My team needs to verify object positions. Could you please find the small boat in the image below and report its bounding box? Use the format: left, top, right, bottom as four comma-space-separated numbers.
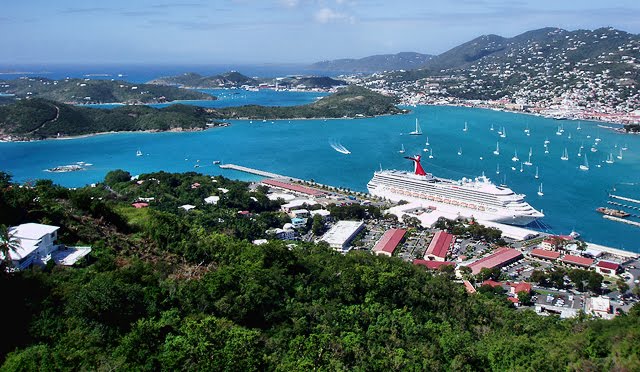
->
555, 125, 563, 136
520, 163, 524, 172
399, 144, 405, 154
490, 123, 495, 131
605, 153, 614, 164
580, 154, 589, 171
580, 141, 584, 149
496, 163, 500, 175
570, 229, 581, 238
524, 148, 533, 166
534, 166, 539, 179
409, 118, 422, 135
617, 149, 623, 160
622, 143, 628, 151
561, 148, 569, 161
578, 147, 582, 157
568, 132, 572, 139
596, 207, 630, 218
213, 160, 221, 164
590, 146, 598, 153
493, 142, 500, 155
429, 148, 434, 159
544, 145, 549, 154
136, 149, 143, 156
512, 149, 519, 162
463, 121, 468, 132
537, 183, 544, 196
524, 124, 530, 134
577, 121, 582, 130
426, 137, 430, 146
500, 127, 506, 138
457, 147, 462, 156
544, 137, 550, 145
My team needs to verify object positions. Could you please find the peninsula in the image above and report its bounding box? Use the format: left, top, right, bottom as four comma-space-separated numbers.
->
0, 77, 215, 105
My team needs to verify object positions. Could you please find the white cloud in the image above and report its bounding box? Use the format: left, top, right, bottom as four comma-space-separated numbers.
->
314, 7, 354, 23
279, 0, 299, 7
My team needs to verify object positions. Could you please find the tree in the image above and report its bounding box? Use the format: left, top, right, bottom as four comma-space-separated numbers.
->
517, 291, 532, 306
311, 214, 325, 236
616, 279, 629, 294
529, 270, 548, 286
104, 169, 132, 186
586, 271, 603, 294
0, 224, 20, 269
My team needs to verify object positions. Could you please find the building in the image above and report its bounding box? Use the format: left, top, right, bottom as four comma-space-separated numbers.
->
262, 179, 325, 198
290, 217, 307, 229
204, 196, 220, 205
319, 221, 364, 251
530, 248, 561, 261
467, 247, 523, 275
510, 282, 532, 297
281, 199, 318, 213
179, 204, 196, 211
413, 260, 456, 270
290, 209, 310, 218
586, 296, 614, 319
131, 202, 149, 208
310, 209, 331, 220
424, 230, 455, 261
372, 228, 406, 257
3, 223, 60, 270
463, 280, 477, 294
561, 254, 594, 268
266, 227, 296, 241
595, 260, 621, 276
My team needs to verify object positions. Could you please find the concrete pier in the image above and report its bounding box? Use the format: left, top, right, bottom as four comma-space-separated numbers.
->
219, 164, 297, 180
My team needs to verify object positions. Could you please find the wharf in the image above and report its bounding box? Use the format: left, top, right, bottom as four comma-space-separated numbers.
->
603, 215, 640, 228
219, 164, 297, 180
609, 194, 640, 205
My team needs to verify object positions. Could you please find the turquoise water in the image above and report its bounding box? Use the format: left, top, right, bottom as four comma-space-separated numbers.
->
2, 93, 640, 251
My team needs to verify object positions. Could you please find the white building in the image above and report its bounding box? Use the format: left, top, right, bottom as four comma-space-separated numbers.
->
586, 296, 614, 319
3, 223, 60, 270
204, 196, 220, 205
319, 220, 364, 251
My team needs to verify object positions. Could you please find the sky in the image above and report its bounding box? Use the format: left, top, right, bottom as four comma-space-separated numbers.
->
1, 0, 639, 65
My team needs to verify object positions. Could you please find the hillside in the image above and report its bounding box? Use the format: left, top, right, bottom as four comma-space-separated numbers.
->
0, 99, 221, 140
148, 71, 259, 88
216, 85, 403, 119
1, 171, 639, 370
310, 52, 434, 73
0, 77, 214, 104
274, 75, 346, 89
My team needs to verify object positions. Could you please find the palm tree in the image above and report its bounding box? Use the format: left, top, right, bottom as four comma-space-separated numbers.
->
0, 224, 21, 269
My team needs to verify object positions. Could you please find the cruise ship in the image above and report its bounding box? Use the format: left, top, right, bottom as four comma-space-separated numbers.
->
367, 155, 544, 226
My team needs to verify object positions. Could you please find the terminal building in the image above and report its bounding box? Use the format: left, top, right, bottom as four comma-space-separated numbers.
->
319, 221, 364, 251
423, 230, 455, 262
467, 247, 523, 275
372, 229, 406, 257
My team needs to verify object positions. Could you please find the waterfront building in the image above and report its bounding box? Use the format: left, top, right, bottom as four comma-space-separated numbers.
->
319, 221, 364, 251
372, 228, 406, 257
467, 247, 523, 275
424, 230, 455, 261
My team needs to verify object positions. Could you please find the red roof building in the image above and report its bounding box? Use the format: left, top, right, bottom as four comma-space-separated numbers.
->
595, 260, 621, 276
424, 230, 455, 262
262, 179, 325, 197
481, 279, 503, 288
467, 247, 523, 275
562, 254, 594, 268
373, 229, 406, 257
463, 280, 477, 294
413, 260, 455, 270
530, 248, 561, 261
511, 282, 532, 295
131, 202, 149, 209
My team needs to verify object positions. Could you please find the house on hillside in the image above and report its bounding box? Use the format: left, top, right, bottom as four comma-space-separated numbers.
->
2, 223, 60, 270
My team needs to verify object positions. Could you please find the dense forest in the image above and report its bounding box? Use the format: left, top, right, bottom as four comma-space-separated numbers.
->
0, 170, 639, 371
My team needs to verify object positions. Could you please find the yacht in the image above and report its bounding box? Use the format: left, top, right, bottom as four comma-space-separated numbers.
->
490, 123, 495, 131
523, 148, 533, 166
534, 166, 539, 179
555, 125, 563, 136
367, 155, 544, 226
578, 147, 582, 157
622, 144, 628, 151
136, 149, 143, 157
577, 121, 582, 130
560, 148, 569, 161
457, 147, 462, 156
493, 142, 500, 156
606, 153, 614, 164
590, 146, 598, 153
500, 127, 507, 138
409, 118, 422, 135
617, 149, 623, 160
399, 144, 405, 154
580, 154, 589, 171
463, 121, 468, 132
496, 163, 500, 175
429, 148, 434, 159
520, 163, 524, 173
537, 183, 544, 196
512, 149, 519, 162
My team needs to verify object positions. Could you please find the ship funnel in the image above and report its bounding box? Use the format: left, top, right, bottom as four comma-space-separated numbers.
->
404, 155, 427, 176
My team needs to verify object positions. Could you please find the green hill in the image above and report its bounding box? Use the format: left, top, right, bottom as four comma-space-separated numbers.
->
216, 85, 402, 119
148, 71, 259, 88
310, 52, 434, 73
0, 77, 214, 104
0, 99, 219, 140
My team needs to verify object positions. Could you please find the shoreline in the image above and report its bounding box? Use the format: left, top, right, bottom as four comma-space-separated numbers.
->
0, 126, 217, 143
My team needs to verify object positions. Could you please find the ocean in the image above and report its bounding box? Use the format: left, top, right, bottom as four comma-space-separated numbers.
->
1, 87, 640, 252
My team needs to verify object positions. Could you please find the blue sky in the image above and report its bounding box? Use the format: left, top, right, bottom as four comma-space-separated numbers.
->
1, 0, 639, 64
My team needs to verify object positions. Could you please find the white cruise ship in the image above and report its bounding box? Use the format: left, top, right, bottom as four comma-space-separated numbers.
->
367, 155, 544, 226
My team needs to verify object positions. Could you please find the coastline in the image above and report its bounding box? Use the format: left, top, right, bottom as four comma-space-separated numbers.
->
0, 126, 217, 143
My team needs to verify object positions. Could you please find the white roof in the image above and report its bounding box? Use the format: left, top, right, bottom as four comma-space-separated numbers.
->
320, 220, 364, 248
217, 187, 229, 194
589, 296, 610, 313
204, 196, 220, 204
282, 199, 317, 209
291, 209, 309, 214
9, 223, 59, 240
179, 204, 196, 211
311, 209, 331, 216
268, 193, 296, 202
2, 239, 40, 261
252, 239, 268, 245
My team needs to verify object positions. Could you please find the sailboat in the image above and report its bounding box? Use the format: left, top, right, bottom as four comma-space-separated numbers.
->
399, 144, 405, 154
496, 163, 500, 175
429, 148, 434, 159
580, 141, 584, 149
520, 163, 524, 172
544, 144, 549, 154
425, 137, 430, 146
512, 149, 519, 162
534, 166, 539, 179
617, 148, 623, 160
463, 121, 468, 132
577, 121, 582, 130
560, 148, 569, 161
568, 132, 572, 139
537, 183, 544, 196
409, 118, 422, 135
555, 125, 563, 136
622, 143, 628, 151
493, 142, 500, 155
544, 137, 550, 145
524, 124, 530, 134
524, 148, 533, 166
490, 123, 494, 131
457, 147, 462, 156
136, 149, 143, 157
578, 147, 582, 157
606, 153, 614, 164
580, 154, 589, 171
500, 127, 507, 138
590, 145, 598, 153
595, 130, 601, 143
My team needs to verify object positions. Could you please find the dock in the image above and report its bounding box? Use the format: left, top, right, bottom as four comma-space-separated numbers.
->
603, 214, 640, 228
610, 194, 640, 205
219, 164, 297, 180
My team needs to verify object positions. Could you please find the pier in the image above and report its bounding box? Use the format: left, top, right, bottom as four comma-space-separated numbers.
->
219, 164, 298, 180
610, 194, 640, 205
603, 215, 640, 228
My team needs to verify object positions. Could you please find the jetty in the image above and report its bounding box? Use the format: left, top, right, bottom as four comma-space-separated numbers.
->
603, 214, 640, 228
610, 194, 640, 205
219, 164, 298, 180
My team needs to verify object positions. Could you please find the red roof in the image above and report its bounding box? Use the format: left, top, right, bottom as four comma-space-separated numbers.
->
463, 280, 476, 294
512, 282, 532, 294
507, 297, 520, 303
425, 230, 454, 259
468, 247, 523, 275
481, 279, 503, 287
530, 248, 561, 260
413, 260, 455, 270
262, 179, 325, 197
373, 229, 406, 255
131, 202, 149, 208
562, 254, 594, 267
597, 260, 620, 271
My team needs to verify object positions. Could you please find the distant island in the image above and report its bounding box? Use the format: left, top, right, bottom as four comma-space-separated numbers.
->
309, 52, 434, 73
0, 87, 403, 141
0, 77, 215, 105
148, 71, 347, 90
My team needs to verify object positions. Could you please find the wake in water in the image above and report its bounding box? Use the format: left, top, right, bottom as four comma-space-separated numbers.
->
329, 139, 351, 154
